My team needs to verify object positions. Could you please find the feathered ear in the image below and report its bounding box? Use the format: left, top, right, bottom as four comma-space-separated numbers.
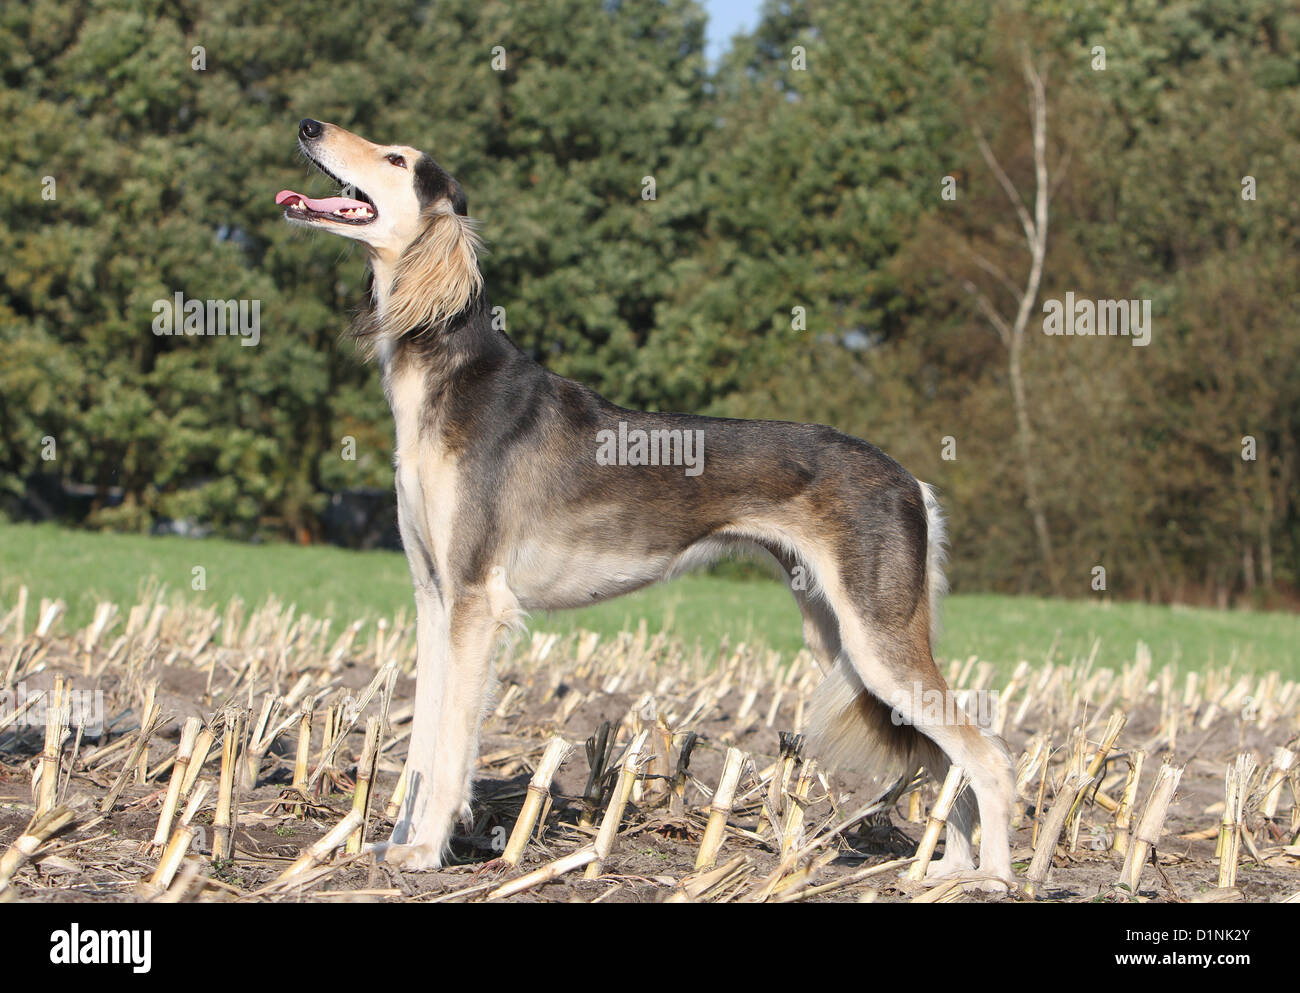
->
382, 201, 483, 335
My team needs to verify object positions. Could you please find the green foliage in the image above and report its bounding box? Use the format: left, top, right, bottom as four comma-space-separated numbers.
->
1, 0, 1296, 603
1, 0, 712, 537
671, 0, 1300, 600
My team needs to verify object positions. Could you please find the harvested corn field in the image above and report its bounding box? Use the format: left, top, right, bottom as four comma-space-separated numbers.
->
1, 587, 1297, 904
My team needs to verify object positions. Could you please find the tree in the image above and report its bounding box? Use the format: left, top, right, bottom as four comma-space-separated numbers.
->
958, 53, 1059, 593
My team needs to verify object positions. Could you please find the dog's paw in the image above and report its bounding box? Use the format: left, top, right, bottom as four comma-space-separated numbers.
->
918, 864, 1016, 897
967, 874, 1015, 895
372, 841, 444, 871
924, 858, 975, 881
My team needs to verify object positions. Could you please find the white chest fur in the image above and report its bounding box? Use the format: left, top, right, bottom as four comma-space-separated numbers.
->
383, 359, 458, 586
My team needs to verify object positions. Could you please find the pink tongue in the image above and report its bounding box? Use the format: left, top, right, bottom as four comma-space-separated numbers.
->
276, 190, 369, 212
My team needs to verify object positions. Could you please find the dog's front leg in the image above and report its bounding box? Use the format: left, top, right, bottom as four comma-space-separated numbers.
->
383, 587, 451, 867
382, 590, 497, 870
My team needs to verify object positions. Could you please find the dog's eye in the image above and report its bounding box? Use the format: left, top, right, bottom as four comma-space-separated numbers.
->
386, 154, 407, 168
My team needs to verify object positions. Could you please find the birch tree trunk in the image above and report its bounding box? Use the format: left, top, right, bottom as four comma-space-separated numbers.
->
964, 53, 1059, 593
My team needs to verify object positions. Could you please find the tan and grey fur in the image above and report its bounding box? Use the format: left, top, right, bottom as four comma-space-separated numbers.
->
282, 120, 1016, 885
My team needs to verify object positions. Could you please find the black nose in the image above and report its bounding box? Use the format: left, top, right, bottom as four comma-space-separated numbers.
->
299, 118, 323, 140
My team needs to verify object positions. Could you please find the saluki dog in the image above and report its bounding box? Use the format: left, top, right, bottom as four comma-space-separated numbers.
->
277, 119, 1016, 887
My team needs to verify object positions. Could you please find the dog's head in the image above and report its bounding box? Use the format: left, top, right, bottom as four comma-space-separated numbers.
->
278, 119, 481, 335
277, 118, 466, 253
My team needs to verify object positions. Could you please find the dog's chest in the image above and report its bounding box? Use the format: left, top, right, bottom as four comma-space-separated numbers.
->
385, 361, 457, 568
384, 362, 427, 468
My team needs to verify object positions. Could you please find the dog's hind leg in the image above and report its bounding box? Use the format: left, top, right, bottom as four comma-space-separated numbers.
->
777, 547, 944, 856
790, 506, 1013, 878
769, 546, 841, 676
832, 608, 1015, 887
796, 597, 841, 675
797, 478, 1014, 888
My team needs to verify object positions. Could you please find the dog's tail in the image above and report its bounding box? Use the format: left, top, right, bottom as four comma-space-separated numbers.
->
919, 480, 949, 647
804, 660, 946, 788
803, 480, 950, 788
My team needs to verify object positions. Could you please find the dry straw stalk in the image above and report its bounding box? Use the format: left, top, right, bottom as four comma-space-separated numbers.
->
586, 729, 649, 878
346, 717, 382, 854
0, 688, 44, 734
503, 736, 572, 866
385, 765, 408, 820
1216, 753, 1256, 889
489, 846, 597, 900
152, 716, 202, 847
275, 809, 364, 883
1025, 761, 1095, 897
1261, 747, 1295, 820
907, 764, 968, 881
292, 709, 313, 813
147, 780, 211, 892
180, 723, 216, 797
695, 746, 746, 871
136, 682, 158, 783
211, 710, 245, 861
99, 700, 165, 814
36, 677, 67, 817
1118, 759, 1183, 895
1064, 710, 1127, 843
1112, 749, 1145, 855
0, 806, 74, 899
778, 758, 816, 860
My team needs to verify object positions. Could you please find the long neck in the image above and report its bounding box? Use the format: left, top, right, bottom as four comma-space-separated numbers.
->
364, 244, 509, 366
368, 271, 524, 458
385, 289, 507, 373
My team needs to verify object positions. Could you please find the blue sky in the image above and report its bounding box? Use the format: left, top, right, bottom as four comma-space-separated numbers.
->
701, 0, 763, 64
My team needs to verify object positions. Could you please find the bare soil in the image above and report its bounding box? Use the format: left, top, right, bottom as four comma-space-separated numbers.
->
1, 600, 1297, 903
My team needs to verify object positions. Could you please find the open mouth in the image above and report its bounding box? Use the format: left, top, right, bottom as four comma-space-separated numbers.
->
276, 154, 377, 225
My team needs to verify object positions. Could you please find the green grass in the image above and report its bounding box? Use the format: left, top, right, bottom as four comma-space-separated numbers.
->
2, 521, 1296, 676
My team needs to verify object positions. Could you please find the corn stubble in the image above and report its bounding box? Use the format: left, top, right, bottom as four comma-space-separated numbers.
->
0, 588, 1297, 903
